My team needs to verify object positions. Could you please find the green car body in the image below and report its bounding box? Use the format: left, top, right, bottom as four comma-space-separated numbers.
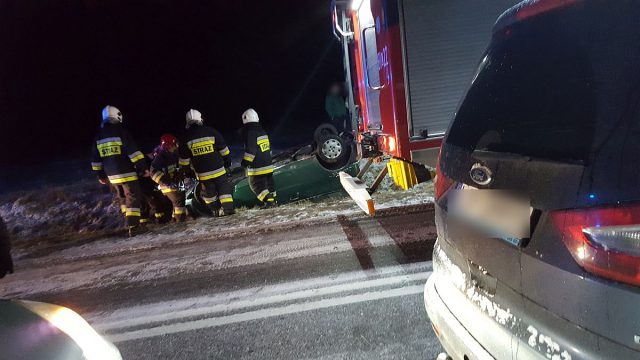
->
233, 156, 359, 208
187, 155, 359, 215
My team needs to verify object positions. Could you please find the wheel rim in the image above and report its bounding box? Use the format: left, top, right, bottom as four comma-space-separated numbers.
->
321, 138, 342, 159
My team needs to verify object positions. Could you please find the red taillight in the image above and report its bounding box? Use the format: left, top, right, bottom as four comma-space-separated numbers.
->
550, 205, 640, 287
434, 147, 453, 200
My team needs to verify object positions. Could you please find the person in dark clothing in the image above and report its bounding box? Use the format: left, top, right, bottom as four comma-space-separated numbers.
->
140, 176, 170, 224
241, 108, 276, 208
151, 134, 187, 222
90, 105, 149, 236
324, 82, 348, 133
179, 109, 235, 216
0, 216, 13, 279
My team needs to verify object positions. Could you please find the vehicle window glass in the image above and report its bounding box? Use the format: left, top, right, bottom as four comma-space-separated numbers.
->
446, 10, 596, 163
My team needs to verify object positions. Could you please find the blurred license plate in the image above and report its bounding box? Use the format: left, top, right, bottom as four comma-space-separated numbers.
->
449, 186, 531, 246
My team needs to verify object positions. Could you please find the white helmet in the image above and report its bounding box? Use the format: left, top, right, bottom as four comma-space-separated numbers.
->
186, 109, 204, 128
101, 105, 123, 125
242, 108, 259, 124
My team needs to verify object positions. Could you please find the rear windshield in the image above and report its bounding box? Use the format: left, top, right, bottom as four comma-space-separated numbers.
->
445, 5, 606, 163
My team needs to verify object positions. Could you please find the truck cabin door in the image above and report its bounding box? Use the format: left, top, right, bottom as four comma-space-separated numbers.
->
357, 0, 383, 132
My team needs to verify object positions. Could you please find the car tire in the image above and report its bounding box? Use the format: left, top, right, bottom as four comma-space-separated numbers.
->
313, 123, 339, 143
316, 134, 348, 166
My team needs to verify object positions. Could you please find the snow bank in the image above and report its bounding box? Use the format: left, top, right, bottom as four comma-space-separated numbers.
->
0, 180, 122, 251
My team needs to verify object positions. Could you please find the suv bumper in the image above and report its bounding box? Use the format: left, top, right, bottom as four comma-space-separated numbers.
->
424, 274, 495, 360
426, 241, 640, 360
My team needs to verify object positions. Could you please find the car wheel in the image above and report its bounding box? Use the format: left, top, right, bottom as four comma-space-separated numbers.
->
317, 134, 347, 165
313, 123, 339, 143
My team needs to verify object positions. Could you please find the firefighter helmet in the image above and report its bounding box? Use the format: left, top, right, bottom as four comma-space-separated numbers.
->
186, 109, 204, 128
242, 108, 259, 124
160, 134, 178, 151
101, 105, 123, 125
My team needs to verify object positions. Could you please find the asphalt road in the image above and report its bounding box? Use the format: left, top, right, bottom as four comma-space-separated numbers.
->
5, 203, 442, 359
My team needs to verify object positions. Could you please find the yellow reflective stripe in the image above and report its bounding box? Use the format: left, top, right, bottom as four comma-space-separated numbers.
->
129, 151, 145, 163
257, 190, 269, 201
151, 171, 164, 183
96, 137, 122, 145
125, 208, 141, 217
161, 188, 176, 194
202, 196, 217, 204
179, 158, 190, 166
219, 147, 230, 156
243, 153, 255, 162
109, 176, 138, 184
197, 168, 226, 180
155, 212, 165, 218
219, 195, 233, 203
97, 141, 123, 148
140, 218, 149, 224
92, 166, 103, 171
187, 136, 215, 147
120, 205, 127, 213
266, 198, 275, 202
91, 162, 103, 170
174, 207, 186, 215
246, 166, 274, 176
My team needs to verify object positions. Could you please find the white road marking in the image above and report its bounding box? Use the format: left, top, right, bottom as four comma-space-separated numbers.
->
107, 284, 426, 343
87, 262, 432, 323
94, 271, 432, 332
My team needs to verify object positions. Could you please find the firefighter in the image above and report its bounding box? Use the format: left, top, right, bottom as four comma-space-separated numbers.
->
151, 134, 187, 222
241, 109, 276, 208
179, 109, 235, 216
91, 105, 149, 236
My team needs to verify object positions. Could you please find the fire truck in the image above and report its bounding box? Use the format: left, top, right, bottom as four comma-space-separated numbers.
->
332, 0, 520, 210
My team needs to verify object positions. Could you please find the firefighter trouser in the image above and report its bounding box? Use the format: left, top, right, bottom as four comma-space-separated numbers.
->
248, 174, 276, 205
140, 177, 166, 224
200, 176, 234, 215
163, 190, 187, 221
114, 180, 146, 227
110, 184, 127, 215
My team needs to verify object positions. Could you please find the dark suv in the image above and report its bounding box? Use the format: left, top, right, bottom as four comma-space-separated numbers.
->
425, 1, 640, 359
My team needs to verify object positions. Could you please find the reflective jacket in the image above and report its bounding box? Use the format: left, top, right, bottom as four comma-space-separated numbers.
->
150, 148, 180, 193
90, 123, 147, 184
241, 123, 274, 176
179, 125, 231, 181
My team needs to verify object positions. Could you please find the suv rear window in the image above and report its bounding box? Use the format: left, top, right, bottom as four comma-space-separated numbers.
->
445, 7, 596, 163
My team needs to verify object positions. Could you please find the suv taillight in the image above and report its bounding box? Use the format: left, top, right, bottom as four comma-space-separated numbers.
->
550, 205, 640, 287
434, 147, 453, 200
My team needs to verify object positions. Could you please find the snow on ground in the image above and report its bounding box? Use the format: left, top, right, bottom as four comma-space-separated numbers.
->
0, 179, 123, 252
0, 158, 433, 261
0, 158, 435, 298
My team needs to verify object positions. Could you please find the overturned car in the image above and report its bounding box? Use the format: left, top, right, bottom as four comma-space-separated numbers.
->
186, 126, 358, 216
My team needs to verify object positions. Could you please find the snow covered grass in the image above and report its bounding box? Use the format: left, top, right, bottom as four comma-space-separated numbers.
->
0, 180, 122, 253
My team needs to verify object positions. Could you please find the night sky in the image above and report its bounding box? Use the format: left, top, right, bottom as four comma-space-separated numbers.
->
0, 0, 344, 166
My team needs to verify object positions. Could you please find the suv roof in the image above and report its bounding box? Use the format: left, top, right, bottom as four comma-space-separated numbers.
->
495, 0, 582, 33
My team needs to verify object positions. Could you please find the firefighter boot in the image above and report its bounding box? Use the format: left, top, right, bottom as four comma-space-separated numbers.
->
260, 194, 277, 209
174, 212, 187, 223
207, 203, 221, 217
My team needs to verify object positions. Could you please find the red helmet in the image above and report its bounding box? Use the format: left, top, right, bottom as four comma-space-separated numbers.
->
160, 134, 178, 151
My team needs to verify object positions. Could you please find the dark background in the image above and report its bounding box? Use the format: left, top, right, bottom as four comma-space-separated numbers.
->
0, 0, 344, 168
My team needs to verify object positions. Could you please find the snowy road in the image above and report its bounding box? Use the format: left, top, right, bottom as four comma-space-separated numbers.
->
1, 200, 442, 359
